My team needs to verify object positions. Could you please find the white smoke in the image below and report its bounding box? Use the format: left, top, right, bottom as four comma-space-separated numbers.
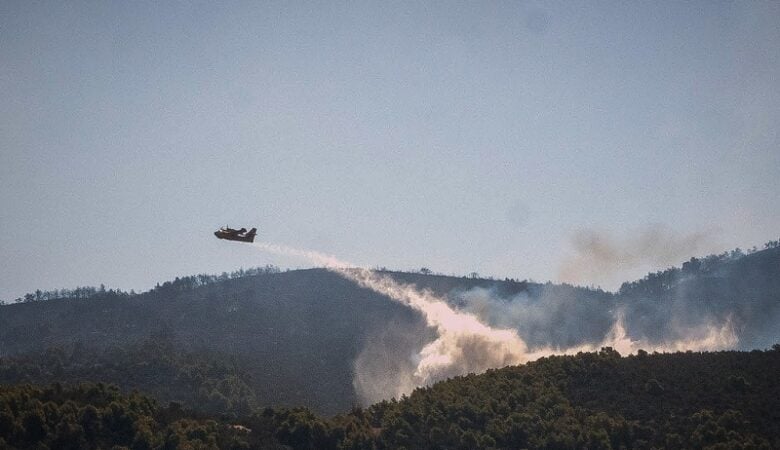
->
253, 242, 530, 395
253, 242, 350, 269
526, 311, 737, 360
253, 242, 738, 404
344, 267, 530, 400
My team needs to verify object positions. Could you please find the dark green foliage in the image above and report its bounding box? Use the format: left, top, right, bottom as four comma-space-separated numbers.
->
644, 378, 664, 396
367, 349, 779, 450
1, 349, 778, 449
0, 338, 258, 417
0, 383, 265, 449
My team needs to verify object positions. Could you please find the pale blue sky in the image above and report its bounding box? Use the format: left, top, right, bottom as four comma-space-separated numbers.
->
1, 1, 778, 299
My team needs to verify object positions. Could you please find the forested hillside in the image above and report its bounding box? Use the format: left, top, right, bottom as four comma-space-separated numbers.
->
1, 268, 431, 413
0, 269, 601, 414
1, 348, 778, 449
0, 337, 259, 417
617, 242, 780, 349
366, 348, 780, 449
0, 243, 778, 415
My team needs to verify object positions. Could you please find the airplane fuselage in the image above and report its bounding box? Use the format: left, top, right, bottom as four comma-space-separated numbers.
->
214, 227, 257, 243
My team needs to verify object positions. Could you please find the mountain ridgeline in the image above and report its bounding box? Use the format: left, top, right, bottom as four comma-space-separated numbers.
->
0, 243, 778, 417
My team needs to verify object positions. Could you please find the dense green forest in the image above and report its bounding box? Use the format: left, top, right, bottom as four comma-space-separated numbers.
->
0, 336, 258, 417
1, 348, 778, 449
0, 243, 778, 414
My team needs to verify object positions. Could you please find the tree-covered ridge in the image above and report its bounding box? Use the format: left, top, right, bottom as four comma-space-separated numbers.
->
368, 347, 779, 449
618, 238, 780, 297
613, 243, 780, 349
4, 239, 777, 305
2, 265, 283, 305
0, 336, 258, 418
1, 348, 778, 449
0, 382, 254, 450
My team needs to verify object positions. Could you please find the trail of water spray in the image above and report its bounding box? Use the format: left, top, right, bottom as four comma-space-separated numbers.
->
253, 242, 531, 382
252, 241, 738, 399
253, 242, 351, 269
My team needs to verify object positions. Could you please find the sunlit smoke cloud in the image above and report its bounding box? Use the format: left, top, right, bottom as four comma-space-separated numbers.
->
559, 225, 714, 290
344, 268, 529, 384
253, 241, 738, 404
526, 311, 737, 360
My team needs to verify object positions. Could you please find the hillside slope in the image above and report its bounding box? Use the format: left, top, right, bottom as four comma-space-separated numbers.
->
1, 349, 778, 449
0, 269, 433, 414
1, 245, 778, 414
365, 348, 780, 449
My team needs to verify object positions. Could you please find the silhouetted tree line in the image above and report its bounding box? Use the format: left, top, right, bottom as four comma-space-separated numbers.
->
5, 265, 282, 305
1, 348, 778, 449
5, 239, 778, 307
9, 285, 130, 304
149, 265, 282, 297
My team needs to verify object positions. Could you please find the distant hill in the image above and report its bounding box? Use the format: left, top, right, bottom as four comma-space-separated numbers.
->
0, 244, 778, 414
616, 244, 780, 350
1, 269, 430, 414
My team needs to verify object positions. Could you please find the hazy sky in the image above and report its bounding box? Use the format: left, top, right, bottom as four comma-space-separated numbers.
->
1, 1, 778, 300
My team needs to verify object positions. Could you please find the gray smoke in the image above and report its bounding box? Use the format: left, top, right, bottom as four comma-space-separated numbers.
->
452, 285, 615, 349
454, 284, 737, 355
558, 224, 714, 290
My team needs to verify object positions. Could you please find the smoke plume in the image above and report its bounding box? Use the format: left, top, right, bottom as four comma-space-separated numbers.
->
253, 241, 738, 404
526, 311, 737, 360
254, 242, 531, 398
559, 225, 713, 290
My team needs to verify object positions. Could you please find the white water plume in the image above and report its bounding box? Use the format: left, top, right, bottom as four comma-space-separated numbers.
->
254, 242, 530, 387
253, 242, 350, 269
253, 241, 738, 403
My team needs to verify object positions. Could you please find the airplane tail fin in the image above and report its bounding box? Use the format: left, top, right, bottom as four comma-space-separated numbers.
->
247, 228, 257, 236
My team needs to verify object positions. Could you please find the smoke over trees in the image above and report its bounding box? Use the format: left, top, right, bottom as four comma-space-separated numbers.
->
350, 242, 778, 403
1, 240, 778, 413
